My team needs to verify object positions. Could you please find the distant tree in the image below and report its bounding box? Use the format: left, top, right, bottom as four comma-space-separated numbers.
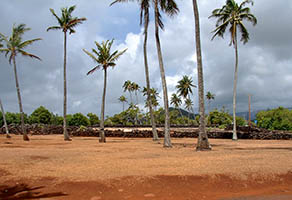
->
209, 0, 257, 140
68, 113, 90, 126
29, 106, 52, 124
176, 75, 196, 99
47, 5, 86, 141
0, 24, 42, 141
51, 114, 64, 125
170, 93, 183, 117
0, 98, 10, 138
132, 82, 140, 105
83, 39, 127, 143
184, 98, 194, 124
118, 95, 127, 112
123, 80, 134, 104
87, 113, 100, 126
206, 91, 215, 114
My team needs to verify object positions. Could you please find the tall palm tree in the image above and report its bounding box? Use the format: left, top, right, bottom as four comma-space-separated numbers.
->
0, 98, 10, 138
206, 91, 215, 114
83, 39, 127, 143
118, 95, 127, 112
170, 93, 183, 117
154, 0, 179, 147
0, 24, 41, 141
192, 0, 211, 150
209, 0, 257, 140
111, 0, 159, 141
123, 80, 133, 104
47, 5, 86, 141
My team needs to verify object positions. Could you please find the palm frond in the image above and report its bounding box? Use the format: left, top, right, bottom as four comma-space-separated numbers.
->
83, 49, 99, 63
18, 38, 42, 49
87, 65, 101, 75
49, 8, 63, 26
47, 26, 62, 32
18, 50, 41, 60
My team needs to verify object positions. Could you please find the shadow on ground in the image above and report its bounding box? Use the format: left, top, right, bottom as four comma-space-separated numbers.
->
0, 183, 67, 200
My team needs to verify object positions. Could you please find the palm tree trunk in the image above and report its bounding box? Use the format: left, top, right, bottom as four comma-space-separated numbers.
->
192, 0, 211, 151
12, 57, 29, 141
154, 0, 171, 148
63, 32, 71, 141
232, 34, 238, 141
143, 14, 159, 141
0, 98, 10, 138
99, 68, 107, 143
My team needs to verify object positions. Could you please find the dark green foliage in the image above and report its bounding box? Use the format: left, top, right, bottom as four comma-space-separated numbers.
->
87, 113, 100, 126
5, 112, 28, 125
67, 113, 90, 126
208, 108, 246, 128
51, 114, 64, 125
28, 106, 52, 124
0, 112, 3, 127
256, 107, 292, 130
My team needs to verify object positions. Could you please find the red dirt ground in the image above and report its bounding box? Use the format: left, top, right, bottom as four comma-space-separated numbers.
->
1, 135, 292, 200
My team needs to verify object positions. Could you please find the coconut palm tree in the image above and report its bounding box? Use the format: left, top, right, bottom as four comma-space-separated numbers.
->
123, 80, 134, 104
206, 91, 215, 114
0, 24, 42, 141
209, 0, 257, 140
192, 0, 211, 150
132, 82, 140, 105
154, 0, 179, 147
176, 75, 196, 99
47, 5, 86, 141
118, 95, 127, 112
111, 0, 160, 141
0, 98, 10, 138
184, 98, 194, 124
83, 39, 127, 143
170, 93, 183, 117
143, 87, 160, 111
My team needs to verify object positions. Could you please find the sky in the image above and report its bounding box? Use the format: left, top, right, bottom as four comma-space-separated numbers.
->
0, 0, 292, 118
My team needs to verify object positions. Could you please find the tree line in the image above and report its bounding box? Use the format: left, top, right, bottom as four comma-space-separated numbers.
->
1, 0, 258, 151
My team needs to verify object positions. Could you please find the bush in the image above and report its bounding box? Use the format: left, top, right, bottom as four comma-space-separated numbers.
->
256, 107, 292, 130
87, 113, 100, 126
208, 108, 246, 128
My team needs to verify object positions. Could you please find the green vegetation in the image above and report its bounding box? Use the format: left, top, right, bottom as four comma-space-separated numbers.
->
256, 107, 292, 131
208, 108, 246, 128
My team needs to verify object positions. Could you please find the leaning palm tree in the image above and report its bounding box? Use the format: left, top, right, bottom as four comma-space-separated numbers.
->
47, 5, 86, 141
154, 0, 179, 147
118, 95, 127, 112
209, 0, 257, 140
0, 98, 11, 138
206, 91, 215, 114
0, 24, 42, 141
170, 93, 183, 117
192, 0, 211, 150
111, 0, 159, 141
83, 39, 127, 143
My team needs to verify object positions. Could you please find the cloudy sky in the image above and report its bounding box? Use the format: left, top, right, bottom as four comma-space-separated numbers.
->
0, 0, 291, 117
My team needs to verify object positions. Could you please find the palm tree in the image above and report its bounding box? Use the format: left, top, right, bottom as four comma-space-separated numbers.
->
118, 95, 127, 112
184, 98, 194, 124
206, 91, 215, 114
132, 82, 140, 105
209, 0, 257, 140
0, 24, 41, 141
83, 39, 127, 143
143, 87, 160, 111
176, 75, 196, 99
154, 0, 179, 147
0, 98, 10, 138
123, 80, 133, 104
192, 0, 211, 150
111, 0, 160, 141
47, 5, 86, 141
170, 93, 183, 117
